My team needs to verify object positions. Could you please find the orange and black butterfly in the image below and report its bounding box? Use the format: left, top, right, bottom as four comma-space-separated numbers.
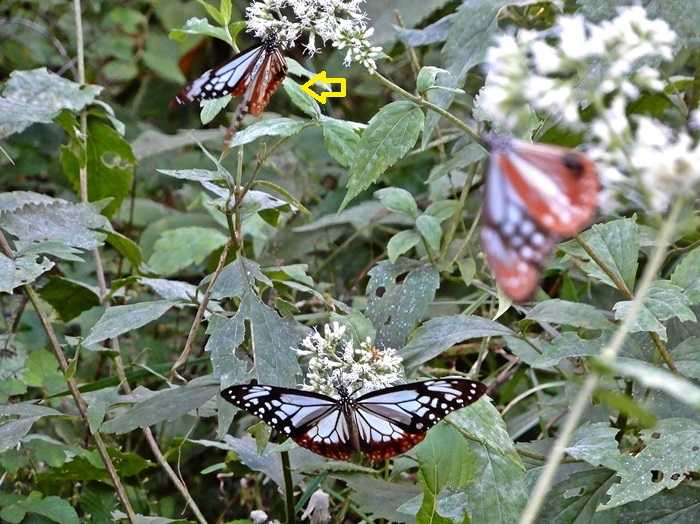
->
481, 136, 599, 302
171, 37, 287, 137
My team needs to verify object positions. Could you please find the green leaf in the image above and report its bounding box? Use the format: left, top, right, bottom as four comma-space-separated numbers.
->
418, 67, 459, 149
567, 419, 700, 508
39, 277, 100, 322
6, 495, 79, 524
196, 0, 224, 24
22, 350, 64, 393
443, 0, 514, 81
388, 230, 421, 263
228, 117, 308, 148
416, 214, 442, 253
341, 475, 421, 523
0, 418, 39, 453
0, 68, 102, 139
148, 226, 228, 276
83, 300, 175, 346
294, 201, 412, 233
506, 332, 604, 369
169, 17, 231, 45
61, 118, 136, 217
619, 483, 700, 523
427, 139, 486, 183
672, 337, 700, 380
0, 253, 54, 294
211, 257, 273, 300
537, 467, 618, 524
613, 280, 696, 341
402, 315, 512, 370
200, 95, 232, 124
671, 245, 700, 304
560, 217, 640, 291
365, 0, 454, 44
220, 0, 232, 24
374, 187, 419, 218
600, 359, 700, 409
415, 424, 477, 524
320, 116, 362, 168
593, 387, 657, 428
106, 230, 144, 271
424, 200, 459, 222
156, 168, 227, 184
254, 180, 310, 215
329, 309, 376, 345
101, 375, 219, 433
526, 299, 612, 330
341, 101, 424, 210
457, 259, 476, 288
282, 77, 321, 118
208, 293, 303, 386
0, 193, 110, 258
366, 260, 440, 350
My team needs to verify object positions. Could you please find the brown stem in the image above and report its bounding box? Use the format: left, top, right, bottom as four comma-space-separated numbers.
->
574, 234, 678, 373
170, 240, 233, 377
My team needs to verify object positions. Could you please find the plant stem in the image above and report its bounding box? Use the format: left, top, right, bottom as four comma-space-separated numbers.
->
170, 239, 233, 377
574, 234, 678, 373
281, 450, 296, 524
440, 163, 479, 261
372, 71, 485, 148
519, 198, 684, 524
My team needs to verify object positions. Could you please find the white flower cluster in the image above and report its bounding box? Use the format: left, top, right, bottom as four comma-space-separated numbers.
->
246, 0, 383, 70
477, 6, 675, 132
477, 6, 700, 213
295, 322, 404, 397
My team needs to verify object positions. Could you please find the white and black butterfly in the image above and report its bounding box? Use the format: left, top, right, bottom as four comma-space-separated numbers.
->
171, 38, 287, 135
481, 135, 599, 302
221, 378, 487, 460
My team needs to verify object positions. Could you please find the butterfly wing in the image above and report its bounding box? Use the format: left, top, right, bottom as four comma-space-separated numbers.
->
170, 44, 264, 107
482, 138, 598, 301
220, 384, 353, 460
507, 140, 598, 236
354, 379, 487, 460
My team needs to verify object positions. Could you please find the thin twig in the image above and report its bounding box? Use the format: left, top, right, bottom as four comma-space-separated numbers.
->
519, 199, 684, 524
170, 240, 233, 377
281, 450, 296, 524
372, 72, 485, 147
0, 228, 137, 521
574, 234, 678, 373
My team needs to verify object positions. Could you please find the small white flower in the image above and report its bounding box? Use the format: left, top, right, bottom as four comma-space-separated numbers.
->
250, 510, 269, 524
301, 489, 331, 524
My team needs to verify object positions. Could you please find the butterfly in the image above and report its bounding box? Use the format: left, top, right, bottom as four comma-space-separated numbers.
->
171, 38, 287, 139
481, 135, 599, 302
221, 378, 487, 460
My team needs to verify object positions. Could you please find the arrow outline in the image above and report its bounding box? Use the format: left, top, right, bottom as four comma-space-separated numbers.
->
301, 70, 347, 104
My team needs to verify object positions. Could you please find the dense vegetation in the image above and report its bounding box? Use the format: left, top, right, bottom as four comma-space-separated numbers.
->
2, 1, 700, 523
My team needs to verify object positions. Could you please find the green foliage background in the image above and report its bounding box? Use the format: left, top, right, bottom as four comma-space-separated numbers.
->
1, 1, 700, 523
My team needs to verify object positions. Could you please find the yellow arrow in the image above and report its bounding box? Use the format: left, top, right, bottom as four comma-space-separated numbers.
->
301, 70, 346, 104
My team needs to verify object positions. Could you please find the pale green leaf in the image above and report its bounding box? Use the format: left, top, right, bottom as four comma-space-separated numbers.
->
375, 187, 419, 218
0, 253, 53, 294
388, 230, 421, 263
83, 300, 175, 346
416, 214, 442, 253
148, 226, 228, 276
526, 299, 612, 330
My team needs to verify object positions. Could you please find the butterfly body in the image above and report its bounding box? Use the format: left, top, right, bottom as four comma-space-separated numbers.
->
481, 135, 598, 301
221, 378, 487, 461
171, 38, 287, 136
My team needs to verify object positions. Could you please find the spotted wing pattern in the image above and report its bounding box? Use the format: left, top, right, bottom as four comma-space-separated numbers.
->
220, 384, 352, 459
482, 136, 598, 302
354, 379, 488, 460
170, 44, 264, 106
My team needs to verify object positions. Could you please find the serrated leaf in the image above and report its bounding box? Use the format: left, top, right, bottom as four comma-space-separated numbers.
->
366, 260, 440, 350
671, 245, 700, 304
0, 253, 54, 294
83, 300, 175, 346
341, 101, 424, 210
147, 226, 228, 276
526, 299, 612, 330
374, 187, 419, 218
0, 68, 102, 139
0, 193, 110, 258
388, 230, 421, 263
210, 256, 273, 299
613, 280, 696, 341
567, 419, 700, 508
320, 116, 361, 168
402, 315, 512, 370
560, 217, 640, 291
101, 375, 219, 433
